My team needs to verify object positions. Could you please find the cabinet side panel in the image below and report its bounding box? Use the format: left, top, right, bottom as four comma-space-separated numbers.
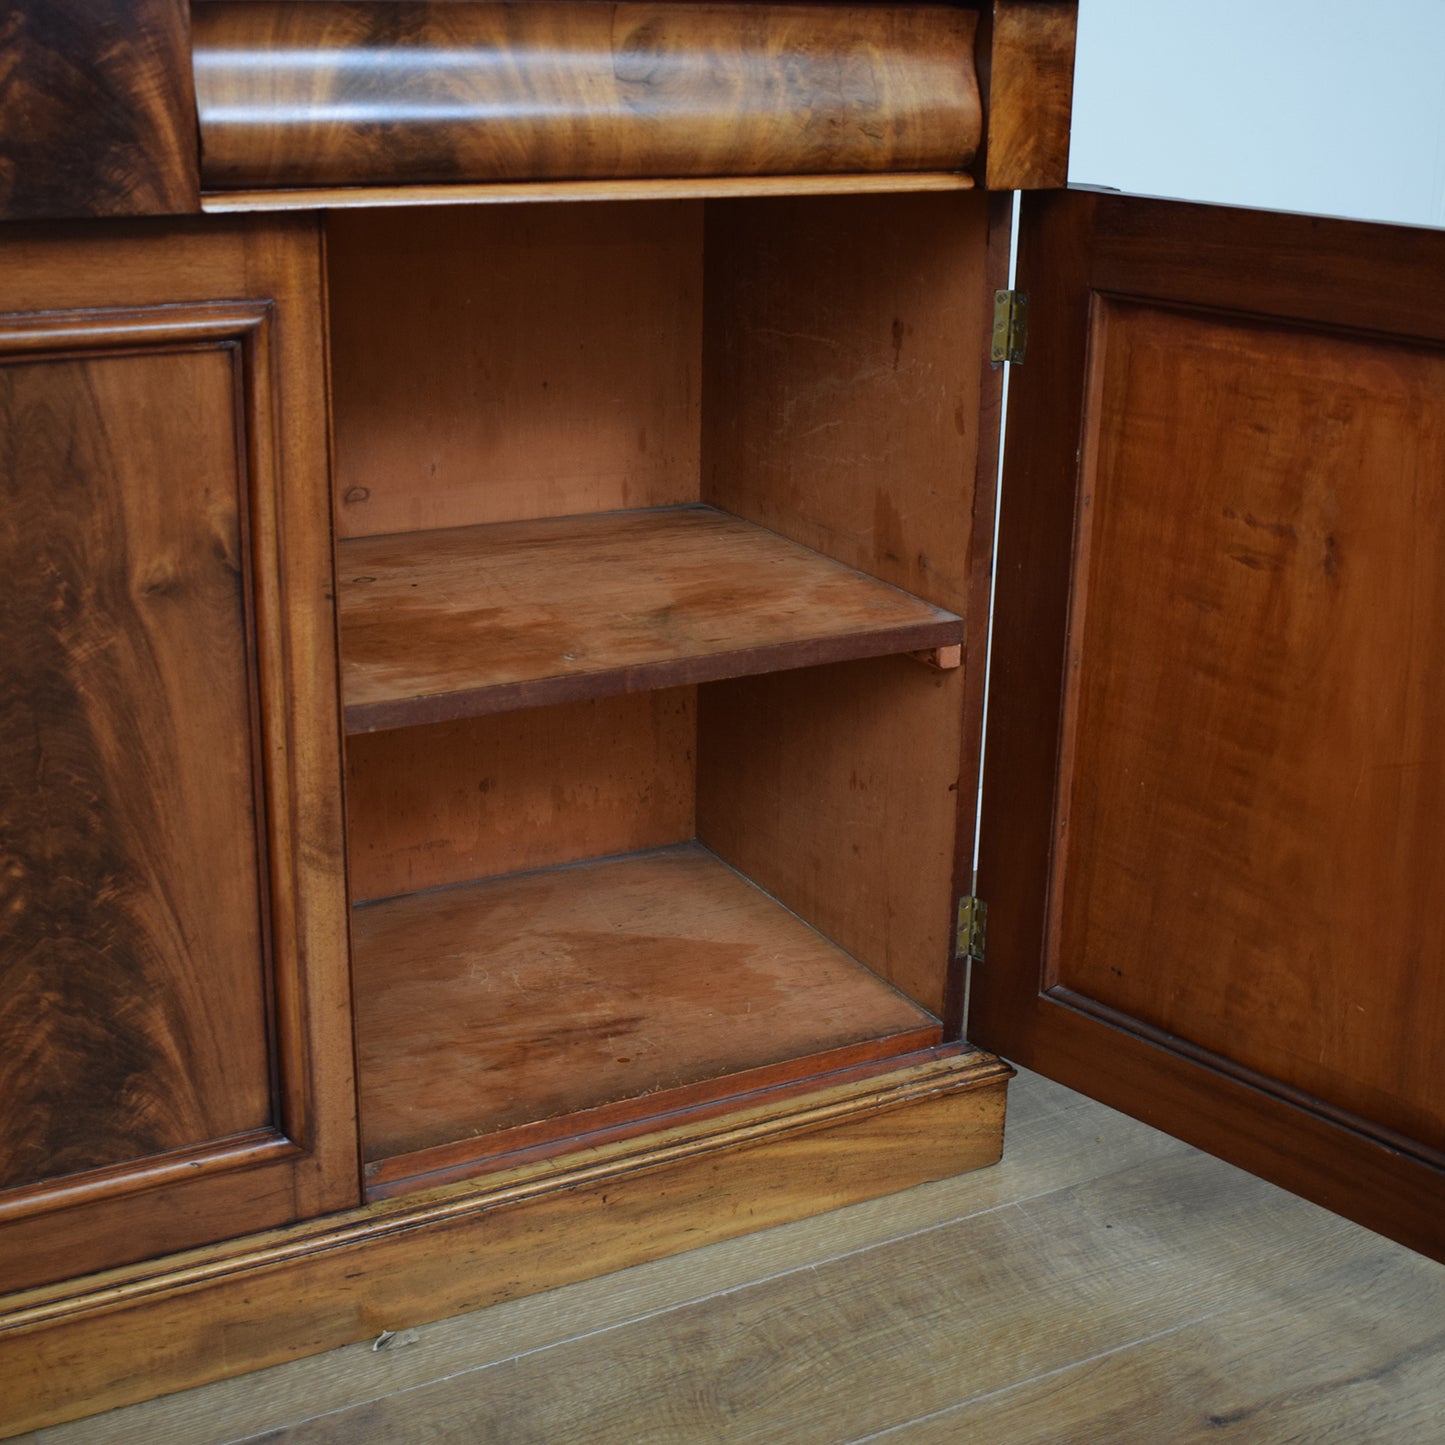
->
346, 690, 697, 902
327, 203, 703, 538
698, 659, 963, 1016
978, 0, 1078, 191
702, 190, 990, 616
0, 0, 200, 220
0, 346, 270, 1188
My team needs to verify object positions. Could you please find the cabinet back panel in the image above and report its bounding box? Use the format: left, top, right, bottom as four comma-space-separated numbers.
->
327, 202, 703, 538
697, 658, 963, 1016
702, 190, 991, 616
0, 346, 270, 1188
346, 690, 696, 902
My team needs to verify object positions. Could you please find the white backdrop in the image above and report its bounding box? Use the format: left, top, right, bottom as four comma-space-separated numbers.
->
1067, 0, 1445, 229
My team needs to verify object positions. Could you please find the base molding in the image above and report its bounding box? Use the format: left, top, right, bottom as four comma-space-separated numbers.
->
0, 1048, 1010, 1437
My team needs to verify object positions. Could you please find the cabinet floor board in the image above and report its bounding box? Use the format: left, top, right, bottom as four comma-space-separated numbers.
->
34, 1069, 1444, 1444
338, 505, 964, 733
352, 843, 938, 1181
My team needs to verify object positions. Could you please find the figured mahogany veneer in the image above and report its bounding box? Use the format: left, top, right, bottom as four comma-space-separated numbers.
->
192, 1, 981, 191
976, 0, 1078, 190
0, 0, 199, 220
0, 218, 358, 1297
338, 506, 964, 733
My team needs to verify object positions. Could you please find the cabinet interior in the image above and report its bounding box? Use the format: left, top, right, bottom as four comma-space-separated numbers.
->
327, 191, 992, 1196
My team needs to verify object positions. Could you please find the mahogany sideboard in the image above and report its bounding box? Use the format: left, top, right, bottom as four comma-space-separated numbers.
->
3, 2, 1443, 1433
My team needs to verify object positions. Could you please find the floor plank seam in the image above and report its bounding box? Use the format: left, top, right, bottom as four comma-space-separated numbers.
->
215, 1172, 1117, 1443
842, 1308, 1231, 1444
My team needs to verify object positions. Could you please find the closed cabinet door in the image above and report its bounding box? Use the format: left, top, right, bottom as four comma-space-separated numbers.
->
0, 216, 358, 1293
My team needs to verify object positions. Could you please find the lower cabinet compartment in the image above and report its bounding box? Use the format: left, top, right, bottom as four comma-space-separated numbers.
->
345, 656, 971, 1199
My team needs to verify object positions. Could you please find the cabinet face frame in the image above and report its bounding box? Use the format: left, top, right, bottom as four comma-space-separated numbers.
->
973, 190, 1445, 1264
0, 218, 359, 1290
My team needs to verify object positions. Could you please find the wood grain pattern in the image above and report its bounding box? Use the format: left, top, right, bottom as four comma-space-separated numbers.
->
338, 506, 963, 732
0, 1052, 1008, 1436
202, 171, 975, 213
327, 202, 702, 539
0, 0, 199, 220
192, 2, 980, 189
702, 190, 992, 614
977, 0, 1078, 190
345, 690, 696, 903
352, 842, 936, 1161
0, 218, 358, 1293
699, 657, 963, 1016
0, 344, 270, 1192
973, 191, 1445, 1263
1053, 299, 1445, 1157
22, 1073, 1152, 1445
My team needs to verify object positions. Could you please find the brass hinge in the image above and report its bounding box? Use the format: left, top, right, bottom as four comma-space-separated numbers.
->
991, 289, 1028, 365
955, 894, 988, 963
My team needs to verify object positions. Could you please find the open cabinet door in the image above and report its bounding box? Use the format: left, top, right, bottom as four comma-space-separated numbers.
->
972, 190, 1445, 1262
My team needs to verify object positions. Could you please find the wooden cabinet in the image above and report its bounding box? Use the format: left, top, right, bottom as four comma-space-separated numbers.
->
1, 183, 1014, 1429
0, 6, 1034, 1431
5, 1, 1445, 1436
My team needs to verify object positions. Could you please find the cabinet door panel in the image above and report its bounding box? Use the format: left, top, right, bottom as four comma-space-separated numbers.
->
1, 345, 271, 1189
976, 192, 1445, 1262
0, 221, 357, 1292
1055, 300, 1445, 1155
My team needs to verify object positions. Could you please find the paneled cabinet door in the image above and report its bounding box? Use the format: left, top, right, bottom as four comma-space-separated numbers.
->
0, 216, 358, 1293
975, 192, 1445, 1263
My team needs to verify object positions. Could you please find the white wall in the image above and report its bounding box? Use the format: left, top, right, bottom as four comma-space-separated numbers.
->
1067, 0, 1445, 229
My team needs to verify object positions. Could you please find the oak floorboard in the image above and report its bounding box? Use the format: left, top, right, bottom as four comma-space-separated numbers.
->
892, 1245, 1445, 1443
29, 1071, 1445, 1444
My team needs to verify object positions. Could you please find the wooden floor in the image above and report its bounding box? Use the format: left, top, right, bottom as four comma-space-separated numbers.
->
27, 1067, 1445, 1443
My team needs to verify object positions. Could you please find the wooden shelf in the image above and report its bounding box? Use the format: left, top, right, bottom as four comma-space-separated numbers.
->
352, 843, 940, 1191
338, 505, 963, 733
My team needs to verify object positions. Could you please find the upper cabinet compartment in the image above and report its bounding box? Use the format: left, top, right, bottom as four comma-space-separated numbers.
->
190, 1, 982, 191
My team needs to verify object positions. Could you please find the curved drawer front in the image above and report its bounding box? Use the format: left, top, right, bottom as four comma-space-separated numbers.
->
193, 1, 981, 189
